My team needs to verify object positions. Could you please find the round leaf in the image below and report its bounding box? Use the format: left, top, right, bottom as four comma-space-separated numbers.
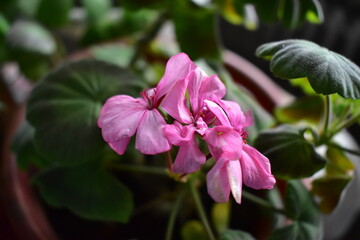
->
269, 180, 321, 240
11, 121, 49, 169
256, 39, 360, 99
254, 124, 326, 179
34, 162, 133, 222
27, 60, 145, 166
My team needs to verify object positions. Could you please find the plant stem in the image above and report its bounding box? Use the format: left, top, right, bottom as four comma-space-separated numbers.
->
331, 111, 360, 137
242, 190, 288, 217
189, 179, 216, 240
327, 142, 360, 157
110, 164, 168, 176
165, 185, 187, 240
321, 95, 331, 137
165, 151, 173, 171
128, 9, 169, 68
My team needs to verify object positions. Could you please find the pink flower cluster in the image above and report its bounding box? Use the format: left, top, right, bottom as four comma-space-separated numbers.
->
98, 53, 275, 203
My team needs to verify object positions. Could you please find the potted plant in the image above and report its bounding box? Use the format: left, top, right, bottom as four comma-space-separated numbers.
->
1, 1, 360, 239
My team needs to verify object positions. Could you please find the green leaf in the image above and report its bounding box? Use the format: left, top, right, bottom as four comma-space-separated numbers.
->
302, 0, 324, 24
11, 121, 50, 169
181, 220, 208, 240
173, 0, 220, 60
27, 60, 145, 166
312, 146, 354, 213
5, 20, 54, 79
269, 180, 321, 240
91, 44, 134, 67
330, 94, 360, 127
254, 124, 326, 179
34, 162, 133, 222
281, 0, 301, 28
0, 13, 9, 37
256, 39, 360, 99
220, 229, 255, 240
6, 20, 56, 55
81, 0, 111, 25
0, 13, 9, 61
36, 0, 73, 27
289, 77, 317, 95
275, 95, 324, 124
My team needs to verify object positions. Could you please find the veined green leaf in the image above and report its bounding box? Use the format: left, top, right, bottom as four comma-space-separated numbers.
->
256, 40, 360, 99
254, 124, 326, 179
27, 60, 145, 166
34, 162, 133, 222
269, 180, 321, 240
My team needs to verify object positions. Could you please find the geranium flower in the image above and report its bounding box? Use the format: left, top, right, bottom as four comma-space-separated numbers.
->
98, 53, 195, 155
163, 67, 226, 173
204, 100, 276, 203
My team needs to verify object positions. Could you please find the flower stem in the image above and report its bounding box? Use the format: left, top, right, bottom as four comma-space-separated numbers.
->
165, 185, 187, 240
188, 179, 216, 240
110, 164, 168, 176
165, 151, 173, 171
242, 190, 288, 217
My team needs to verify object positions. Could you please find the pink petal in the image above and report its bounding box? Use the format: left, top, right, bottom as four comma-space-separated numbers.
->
243, 110, 254, 128
195, 117, 208, 136
188, 68, 209, 114
199, 74, 226, 103
204, 100, 231, 127
206, 158, 230, 203
188, 69, 226, 115
204, 126, 242, 160
172, 137, 206, 174
240, 144, 276, 189
226, 160, 242, 204
161, 78, 192, 124
135, 109, 171, 154
164, 122, 194, 146
109, 137, 131, 155
218, 100, 247, 129
155, 53, 196, 103
98, 95, 147, 143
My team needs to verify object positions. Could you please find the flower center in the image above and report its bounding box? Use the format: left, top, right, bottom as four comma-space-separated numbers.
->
141, 88, 156, 110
